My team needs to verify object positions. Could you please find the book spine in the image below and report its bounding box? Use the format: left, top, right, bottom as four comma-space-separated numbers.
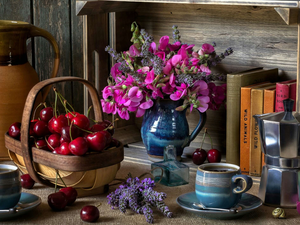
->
240, 87, 252, 175
263, 89, 276, 114
226, 75, 241, 165
249, 89, 264, 177
275, 83, 290, 112
289, 82, 297, 111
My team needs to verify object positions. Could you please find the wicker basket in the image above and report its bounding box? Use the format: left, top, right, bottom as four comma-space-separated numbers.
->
5, 77, 124, 197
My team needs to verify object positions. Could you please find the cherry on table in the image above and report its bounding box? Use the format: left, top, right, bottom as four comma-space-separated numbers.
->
207, 149, 221, 163
20, 174, 35, 189
48, 192, 68, 211
80, 205, 99, 222
192, 148, 207, 165
59, 187, 77, 206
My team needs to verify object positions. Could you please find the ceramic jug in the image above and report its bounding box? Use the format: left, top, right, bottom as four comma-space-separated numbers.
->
0, 20, 59, 160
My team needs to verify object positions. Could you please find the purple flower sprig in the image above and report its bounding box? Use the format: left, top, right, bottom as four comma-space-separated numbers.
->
107, 176, 173, 224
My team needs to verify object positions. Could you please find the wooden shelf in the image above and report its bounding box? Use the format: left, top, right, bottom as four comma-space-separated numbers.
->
76, 0, 299, 15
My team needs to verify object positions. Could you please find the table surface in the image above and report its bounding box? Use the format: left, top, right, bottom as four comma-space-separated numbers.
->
0, 143, 299, 224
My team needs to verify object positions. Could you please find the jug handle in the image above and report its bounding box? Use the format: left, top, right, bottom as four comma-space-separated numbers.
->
183, 110, 207, 148
29, 25, 60, 102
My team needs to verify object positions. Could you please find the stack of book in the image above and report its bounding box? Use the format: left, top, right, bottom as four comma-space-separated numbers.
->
226, 67, 296, 177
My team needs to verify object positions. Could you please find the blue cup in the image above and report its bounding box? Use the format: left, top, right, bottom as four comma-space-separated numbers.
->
195, 163, 253, 209
0, 164, 21, 209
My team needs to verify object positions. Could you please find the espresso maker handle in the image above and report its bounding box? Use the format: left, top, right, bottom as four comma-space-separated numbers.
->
28, 25, 60, 101
232, 174, 253, 194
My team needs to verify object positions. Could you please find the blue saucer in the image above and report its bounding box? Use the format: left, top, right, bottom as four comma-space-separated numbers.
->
176, 192, 262, 220
0, 192, 41, 221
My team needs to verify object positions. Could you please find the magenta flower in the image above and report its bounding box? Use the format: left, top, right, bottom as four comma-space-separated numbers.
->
102, 24, 232, 120
158, 36, 169, 51
199, 43, 215, 55
129, 44, 141, 57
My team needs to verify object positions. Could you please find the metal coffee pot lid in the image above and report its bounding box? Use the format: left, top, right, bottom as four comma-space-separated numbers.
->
254, 99, 300, 159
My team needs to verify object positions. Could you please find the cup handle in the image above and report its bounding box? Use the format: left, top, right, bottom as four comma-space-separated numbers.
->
28, 25, 60, 102
183, 110, 207, 148
232, 175, 253, 194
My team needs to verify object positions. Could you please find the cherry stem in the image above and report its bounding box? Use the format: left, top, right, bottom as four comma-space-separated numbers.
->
69, 121, 74, 141
87, 105, 92, 118
44, 136, 54, 151
54, 87, 58, 118
200, 128, 207, 149
206, 130, 214, 149
57, 91, 75, 113
32, 102, 45, 120
55, 170, 58, 193
57, 170, 67, 188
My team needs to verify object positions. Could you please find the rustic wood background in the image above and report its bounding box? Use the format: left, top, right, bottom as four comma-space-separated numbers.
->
1, 1, 298, 154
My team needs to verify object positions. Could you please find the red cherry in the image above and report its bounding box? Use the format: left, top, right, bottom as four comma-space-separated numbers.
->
69, 137, 88, 156
47, 133, 61, 150
207, 149, 221, 163
80, 205, 99, 222
71, 114, 90, 130
40, 107, 53, 122
20, 174, 35, 189
52, 146, 61, 154
59, 187, 77, 206
110, 138, 120, 148
29, 119, 38, 136
86, 131, 107, 152
33, 120, 50, 137
34, 139, 49, 151
60, 126, 80, 143
8, 122, 21, 139
65, 112, 80, 121
103, 120, 114, 136
90, 123, 106, 133
51, 115, 69, 134
59, 142, 72, 155
48, 192, 68, 211
100, 130, 112, 146
192, 148, 207, 165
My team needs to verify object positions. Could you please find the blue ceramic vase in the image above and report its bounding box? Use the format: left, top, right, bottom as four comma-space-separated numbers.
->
141, 98, 206, 161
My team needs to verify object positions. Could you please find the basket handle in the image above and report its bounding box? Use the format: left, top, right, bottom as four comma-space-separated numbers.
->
20, 76, 103, 186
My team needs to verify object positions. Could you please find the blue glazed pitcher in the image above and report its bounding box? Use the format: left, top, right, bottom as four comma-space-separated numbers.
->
141, 98, 206, 161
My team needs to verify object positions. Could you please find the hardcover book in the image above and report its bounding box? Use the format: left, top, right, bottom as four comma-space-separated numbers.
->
240, 82, 273, 175
226, 68, 278, 166
249, 84, 276, 177
275, 79, 297, 112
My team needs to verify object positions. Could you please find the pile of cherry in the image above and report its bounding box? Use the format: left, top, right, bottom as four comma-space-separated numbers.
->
8, 107, 117, 156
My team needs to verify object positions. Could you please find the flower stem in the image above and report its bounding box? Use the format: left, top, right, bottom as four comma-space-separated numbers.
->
200, 128, 207, 149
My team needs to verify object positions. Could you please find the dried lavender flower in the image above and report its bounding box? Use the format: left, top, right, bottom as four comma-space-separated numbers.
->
107, 176, 173, 223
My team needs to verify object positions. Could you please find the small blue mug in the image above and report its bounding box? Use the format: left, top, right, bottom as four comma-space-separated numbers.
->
195, 163, 253, 209
0, 164, 21, 209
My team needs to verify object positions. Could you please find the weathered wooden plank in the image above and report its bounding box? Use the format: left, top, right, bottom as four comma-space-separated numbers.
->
76, 0, 300, 16
33, 0, 73, 111
71, 0, 84, 113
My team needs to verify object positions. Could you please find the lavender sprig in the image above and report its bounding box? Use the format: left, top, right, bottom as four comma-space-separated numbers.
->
172, 25, 181, 43
107, 176, 173, 223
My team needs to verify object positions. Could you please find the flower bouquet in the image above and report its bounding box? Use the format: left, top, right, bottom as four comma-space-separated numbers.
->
101, 22, 233, 120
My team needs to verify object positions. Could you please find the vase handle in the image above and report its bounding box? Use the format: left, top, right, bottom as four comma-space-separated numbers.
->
183, 110, 207, 148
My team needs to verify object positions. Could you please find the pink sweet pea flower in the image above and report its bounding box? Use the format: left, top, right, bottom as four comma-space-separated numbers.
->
163, 62, 172, 76
196, 95, 210, 112
101, 100, 117, 114
145, 70, 155, 84
102, 86, 113, 99
162, 83, 175, 95
168, 41, 181, 52
149, 42, 157, 53
128, 86, 143, 102
111, 62, 122, 80
191, 80, 209, 96
171, 55, 182, 67
129, 44, 141, 57
199, 43, 215, 55
155, 51, 165, 61
200, 64, 211, 75
136, 108, 146, 117
117, 107, 130, 120
158, 36, 169, 51
178, 45, 188, 60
